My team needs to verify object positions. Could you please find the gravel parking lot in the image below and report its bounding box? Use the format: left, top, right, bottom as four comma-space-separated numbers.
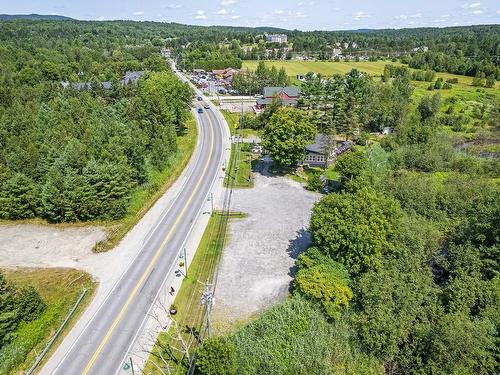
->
213, 163, 320, 328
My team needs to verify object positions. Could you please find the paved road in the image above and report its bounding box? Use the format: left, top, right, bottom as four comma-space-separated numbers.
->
51, 82, 225, 374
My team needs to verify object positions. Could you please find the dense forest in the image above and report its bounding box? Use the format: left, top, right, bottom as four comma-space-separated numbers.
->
0, 20, 192, 222
194, 62, 499, 375
168, 24, 500, 80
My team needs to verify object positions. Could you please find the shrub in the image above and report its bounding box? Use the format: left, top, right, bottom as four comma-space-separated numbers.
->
195, 337, 236, 375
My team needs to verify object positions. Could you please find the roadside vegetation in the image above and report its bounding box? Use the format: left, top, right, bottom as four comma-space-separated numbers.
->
220, 110, 257, 189
95, 114, 197, 251
0, 268, 95, 374
224, 144, 255, 189
144, 211, 246, 374
192, 62, 499, 375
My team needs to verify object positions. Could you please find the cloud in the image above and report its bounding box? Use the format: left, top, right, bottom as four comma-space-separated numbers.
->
231, 15, 241, 19
394, 13, 421, 20
352, 11, 371, 20
471, 9, 483, 14
275, 9, 285, 15
441, 14, 450, 18
96, 16, 106, 21
461, 2, 481, 8
216, 8, 228, 15
294, 11, 307, 18
194, 9, 206, 19
133, 11, 144, 16
166, 4, 182, 9
220, 0, 238, 5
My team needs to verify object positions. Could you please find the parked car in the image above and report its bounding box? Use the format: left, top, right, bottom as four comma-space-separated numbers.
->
203, 103, 210, 109
197, 108, 204, 113
197, 96, 202, 101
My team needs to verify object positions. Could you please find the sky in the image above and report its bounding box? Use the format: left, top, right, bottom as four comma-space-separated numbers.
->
1, 0, 500, 31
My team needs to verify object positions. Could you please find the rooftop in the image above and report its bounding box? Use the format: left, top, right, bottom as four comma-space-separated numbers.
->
263, 86, 299, 98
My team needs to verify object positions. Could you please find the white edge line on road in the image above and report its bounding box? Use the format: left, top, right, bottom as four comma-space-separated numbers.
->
113, 109, 226, 375
141, 109, 205, 247
50, 106, 207, 375
113, 72, 231, 373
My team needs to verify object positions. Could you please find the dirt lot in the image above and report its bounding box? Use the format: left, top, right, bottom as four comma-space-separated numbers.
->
0, 224, 106, 271
213, 163, 320, 328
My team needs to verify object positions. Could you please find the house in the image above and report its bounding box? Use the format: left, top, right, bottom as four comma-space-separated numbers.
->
265, 33, 288, 44
121, 70, 145, 85
412, 46, 429, 53
60, 81, 111, 90
60, 70, 145, 91
255, 86, 300, 110
302, 134, 352, 168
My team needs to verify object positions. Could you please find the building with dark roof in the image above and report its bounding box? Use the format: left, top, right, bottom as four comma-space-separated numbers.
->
302, 134, 352, 168
121, 70, 145, 85
255, 86, 300, 109
60, 71, 145, 91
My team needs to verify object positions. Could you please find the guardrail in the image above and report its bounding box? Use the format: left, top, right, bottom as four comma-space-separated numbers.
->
26, 288, 88, 375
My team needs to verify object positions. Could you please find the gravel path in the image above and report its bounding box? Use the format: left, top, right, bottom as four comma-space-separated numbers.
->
213, 163, 320, 326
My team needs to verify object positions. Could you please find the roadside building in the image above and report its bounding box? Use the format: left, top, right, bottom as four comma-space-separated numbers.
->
212, 67, 238, 85
255, 86, 300, 111
302, 134, 352, 168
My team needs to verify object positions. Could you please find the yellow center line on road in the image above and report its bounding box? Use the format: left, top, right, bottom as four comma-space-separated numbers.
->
81, 110, 216, 375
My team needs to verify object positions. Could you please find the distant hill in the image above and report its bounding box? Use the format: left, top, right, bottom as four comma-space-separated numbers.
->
0, 14, 75, 21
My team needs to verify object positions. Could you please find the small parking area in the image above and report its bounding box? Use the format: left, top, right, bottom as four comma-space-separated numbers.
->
212, 162, 320, 329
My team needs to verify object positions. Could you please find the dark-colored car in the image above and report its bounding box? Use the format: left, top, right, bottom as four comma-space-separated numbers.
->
197, 96, 202, 101
197, 108, 204, 113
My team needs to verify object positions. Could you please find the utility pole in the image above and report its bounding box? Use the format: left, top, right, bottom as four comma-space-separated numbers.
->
200, 281, 214, 339
183, 247, 188, 277
129, 357, 135, 375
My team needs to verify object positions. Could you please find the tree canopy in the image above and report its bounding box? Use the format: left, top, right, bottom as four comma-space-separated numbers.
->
261, 107, 316, 167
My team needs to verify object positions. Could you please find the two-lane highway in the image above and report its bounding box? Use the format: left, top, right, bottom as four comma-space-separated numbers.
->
50, 99, 226, 374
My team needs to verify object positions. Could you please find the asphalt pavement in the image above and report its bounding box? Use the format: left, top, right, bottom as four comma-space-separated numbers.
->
50, 92, 225, 374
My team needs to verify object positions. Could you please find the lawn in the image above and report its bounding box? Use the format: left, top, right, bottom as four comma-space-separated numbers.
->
242, 60, 500, 102
221, 110, 262, 138
242, 60, 394, 77
224, 143, 255, 188
94, 114, 198, 252
143, 211, 245, 375
0, 268, 96, 375
221, 110, 240, 135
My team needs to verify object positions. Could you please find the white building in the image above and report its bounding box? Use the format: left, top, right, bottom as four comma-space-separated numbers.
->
265, 33, 288, 44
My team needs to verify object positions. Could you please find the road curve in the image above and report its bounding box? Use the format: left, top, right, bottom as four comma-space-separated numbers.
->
50, 75, 226, 375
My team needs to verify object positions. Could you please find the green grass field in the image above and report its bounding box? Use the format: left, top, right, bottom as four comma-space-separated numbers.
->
1, 268, 96, 374
242, 60, 499, 101
242, 60, 394, 77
